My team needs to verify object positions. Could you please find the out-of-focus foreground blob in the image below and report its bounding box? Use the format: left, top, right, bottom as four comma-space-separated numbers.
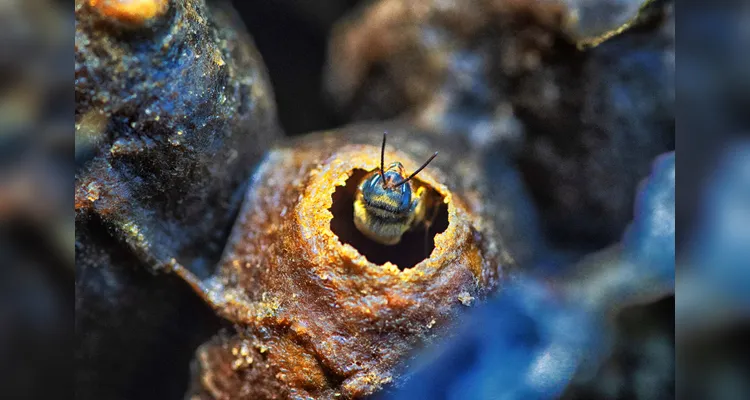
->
326, 0, 674, 250
565, 152, 675, 314
387, 150, 675, 400
563, 151, 674, 400
178, 125, 508, 399
74, 0, 279, 398
622, 152, 675, 288
383, 279, 595, 400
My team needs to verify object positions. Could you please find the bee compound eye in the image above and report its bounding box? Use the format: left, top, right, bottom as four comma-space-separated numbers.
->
368, 174, 381, 191
400, 185, 411, 208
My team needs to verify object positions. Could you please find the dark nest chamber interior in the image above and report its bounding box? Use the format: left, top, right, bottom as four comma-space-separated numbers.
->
329, 169, 449, 269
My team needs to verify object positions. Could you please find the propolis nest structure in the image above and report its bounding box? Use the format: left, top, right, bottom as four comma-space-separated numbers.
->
75, 0, 674, 399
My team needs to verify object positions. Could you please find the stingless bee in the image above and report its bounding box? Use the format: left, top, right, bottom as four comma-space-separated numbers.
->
353, 132, 439, 245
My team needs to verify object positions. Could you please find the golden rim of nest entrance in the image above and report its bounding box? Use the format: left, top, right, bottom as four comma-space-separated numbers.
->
297, 146, 464, 277
331, 168, 449, 269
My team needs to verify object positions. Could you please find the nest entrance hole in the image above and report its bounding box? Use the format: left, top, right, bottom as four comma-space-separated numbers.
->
330, 169, 449, 270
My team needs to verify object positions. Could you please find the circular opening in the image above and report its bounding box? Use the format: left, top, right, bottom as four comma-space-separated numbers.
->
329, 169, 449, 270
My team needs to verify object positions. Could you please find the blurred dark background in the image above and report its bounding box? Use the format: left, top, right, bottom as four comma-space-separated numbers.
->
233, 0, 363, 135
1, 0, 73, 398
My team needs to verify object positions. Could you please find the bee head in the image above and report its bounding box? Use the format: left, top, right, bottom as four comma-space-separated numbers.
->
360, 162, 413, 214
351, 132, 438, 245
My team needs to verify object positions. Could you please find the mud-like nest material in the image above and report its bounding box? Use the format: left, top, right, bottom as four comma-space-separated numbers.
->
330, 169, 449, 269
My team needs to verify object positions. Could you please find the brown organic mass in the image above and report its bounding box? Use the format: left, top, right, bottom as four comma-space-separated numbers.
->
176, 127, 506, 399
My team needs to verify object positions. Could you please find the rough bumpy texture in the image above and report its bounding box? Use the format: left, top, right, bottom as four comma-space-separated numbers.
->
74, 1, 279, 398
179, 125, 508, 399
75, 0, 278, 275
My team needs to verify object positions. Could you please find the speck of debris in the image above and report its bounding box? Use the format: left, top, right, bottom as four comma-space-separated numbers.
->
457, 292, 474, 306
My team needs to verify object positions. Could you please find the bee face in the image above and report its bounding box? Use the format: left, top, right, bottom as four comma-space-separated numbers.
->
352, 133, 438, 245
361, 162, 413, 214
354, 164, 419, 246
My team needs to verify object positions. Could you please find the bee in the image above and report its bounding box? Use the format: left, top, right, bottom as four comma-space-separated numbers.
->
354, 132, 438, 245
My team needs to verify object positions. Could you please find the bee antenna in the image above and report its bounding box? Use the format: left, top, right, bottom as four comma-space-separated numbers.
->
380, 131, 387, 185
395, 151, 438, 187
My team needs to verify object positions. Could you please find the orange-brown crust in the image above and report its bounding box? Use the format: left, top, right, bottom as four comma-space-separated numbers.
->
182, 129, 504, 399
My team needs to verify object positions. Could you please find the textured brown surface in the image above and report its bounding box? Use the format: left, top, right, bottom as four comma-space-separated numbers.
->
74, 1, 279, 398
178, 126, 507, 399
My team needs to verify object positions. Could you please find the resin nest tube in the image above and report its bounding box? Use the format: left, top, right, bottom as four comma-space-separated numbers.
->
176, 128, 505, 399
